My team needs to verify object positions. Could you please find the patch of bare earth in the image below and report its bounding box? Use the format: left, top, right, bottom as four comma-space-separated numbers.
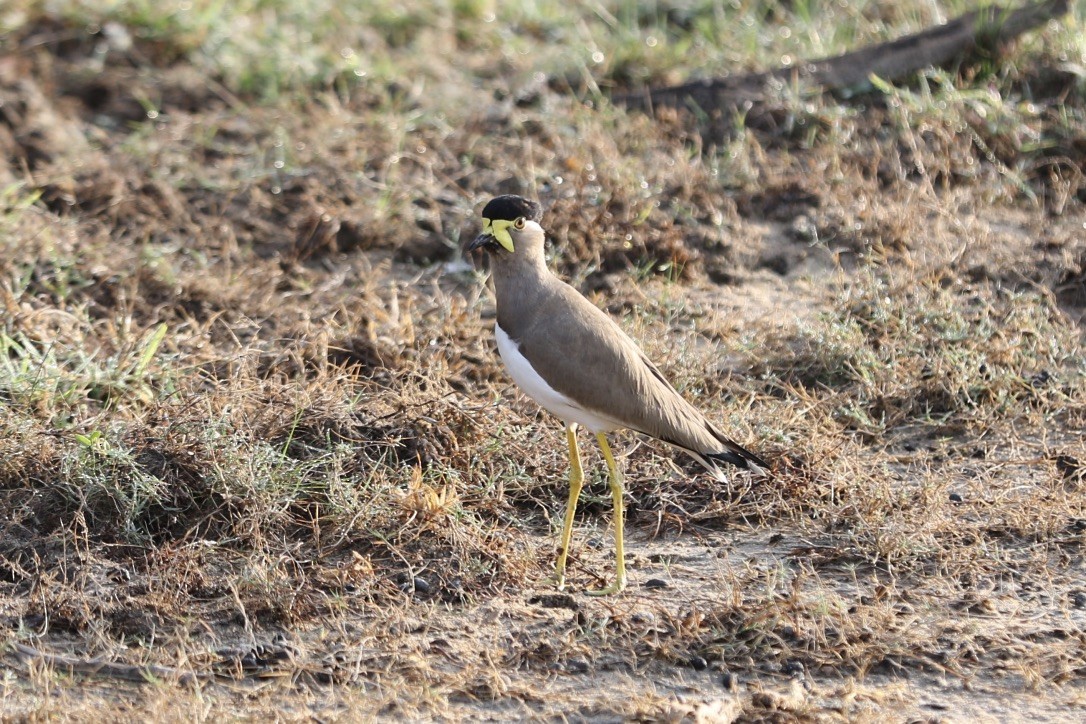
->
2, 8, 1086, 722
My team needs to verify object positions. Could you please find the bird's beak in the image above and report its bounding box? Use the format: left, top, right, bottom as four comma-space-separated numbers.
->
466, 218, 515, 253
466, 231, 494, 252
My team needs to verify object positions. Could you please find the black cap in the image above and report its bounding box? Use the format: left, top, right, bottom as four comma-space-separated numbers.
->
481, 195, 543, 223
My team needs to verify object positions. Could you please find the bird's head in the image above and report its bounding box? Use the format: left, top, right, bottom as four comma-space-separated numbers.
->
466, 195, 544, 257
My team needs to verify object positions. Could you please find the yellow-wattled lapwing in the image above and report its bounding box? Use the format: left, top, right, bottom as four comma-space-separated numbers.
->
467, 195, 767, 595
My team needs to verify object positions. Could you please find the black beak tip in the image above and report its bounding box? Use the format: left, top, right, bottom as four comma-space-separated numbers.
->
466, 232, 492, 253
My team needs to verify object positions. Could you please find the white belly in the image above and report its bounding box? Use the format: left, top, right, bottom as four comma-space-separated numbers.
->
495, 324, 621, 433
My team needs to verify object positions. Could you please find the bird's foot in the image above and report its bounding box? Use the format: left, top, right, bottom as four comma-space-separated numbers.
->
544, 572, 567, 591
585, 575, 627, 597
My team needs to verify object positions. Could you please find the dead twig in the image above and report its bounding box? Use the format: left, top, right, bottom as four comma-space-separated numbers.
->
9, 642, 210, 686
616, 0, 1070, 115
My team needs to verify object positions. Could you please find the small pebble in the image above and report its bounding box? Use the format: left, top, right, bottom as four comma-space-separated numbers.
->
782, 659, 805, 677
721, 671, 738, 691
566, 659, 589, 674
529, 593, 578, 610
399, 576, 430, 594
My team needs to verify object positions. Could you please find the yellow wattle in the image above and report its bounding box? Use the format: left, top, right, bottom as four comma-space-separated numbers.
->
483, 217, 516, 253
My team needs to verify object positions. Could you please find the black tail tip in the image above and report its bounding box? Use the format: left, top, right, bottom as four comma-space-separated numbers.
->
709, 449, 770, 475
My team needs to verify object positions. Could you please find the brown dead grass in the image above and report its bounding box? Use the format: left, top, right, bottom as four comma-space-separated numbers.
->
1, 3, 1085, 721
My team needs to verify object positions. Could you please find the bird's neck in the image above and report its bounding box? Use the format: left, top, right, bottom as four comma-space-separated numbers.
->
492, 252, 548, 290
491, 254, 551, 334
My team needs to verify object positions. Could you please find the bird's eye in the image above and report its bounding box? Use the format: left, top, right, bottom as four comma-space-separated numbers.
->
513, 217, 525, 230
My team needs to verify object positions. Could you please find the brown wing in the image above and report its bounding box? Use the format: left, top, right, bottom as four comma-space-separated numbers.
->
515, 281, 743, 457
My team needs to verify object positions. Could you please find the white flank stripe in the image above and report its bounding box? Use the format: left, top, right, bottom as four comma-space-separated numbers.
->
495, 324, 620, 433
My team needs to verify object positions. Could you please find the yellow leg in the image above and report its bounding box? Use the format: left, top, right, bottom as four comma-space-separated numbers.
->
587, 432, 627, 596
550, 423, 584, 590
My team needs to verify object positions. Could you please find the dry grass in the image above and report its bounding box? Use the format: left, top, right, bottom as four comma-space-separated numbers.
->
1, 0, 1085, 719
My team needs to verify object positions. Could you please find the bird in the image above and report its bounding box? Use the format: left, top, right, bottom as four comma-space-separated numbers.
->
466, 194, 767, 595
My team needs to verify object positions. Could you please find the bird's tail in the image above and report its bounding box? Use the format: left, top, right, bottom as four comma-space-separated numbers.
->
653, 422, 770, 481
705, 445, 769, 477
705, 427, 770, 477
